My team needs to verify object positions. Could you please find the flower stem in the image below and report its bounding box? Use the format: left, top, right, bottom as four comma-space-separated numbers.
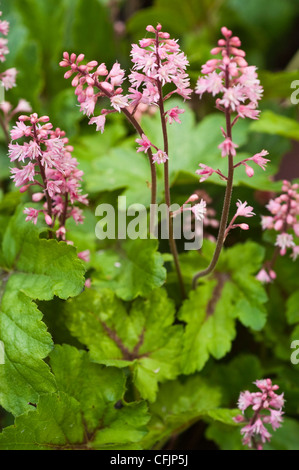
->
192, 47, 234, 290
155, 32, 186, 300
32, 122, 53, 239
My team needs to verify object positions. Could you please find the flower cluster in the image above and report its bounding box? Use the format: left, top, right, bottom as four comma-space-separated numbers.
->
234, 379, 284, 450
257, 180, 299, 283
129, 23, 192, 104
60, 24, 191, 165
9, 113, 88, 239
196, 26, 263, 121
195, 27, 269, 182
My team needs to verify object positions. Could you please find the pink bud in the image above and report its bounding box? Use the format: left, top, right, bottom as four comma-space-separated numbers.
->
186, 194, 199, 203
245, 164, 254, 177
32, 192, 44, 202
20, 185, 29, 193
18, 115, 30, 121
63, 52, 69, 60
239, 223, 249, 230
274, 219, 283, 231
146, 25, 155, 33
211, 47, 222, 55
221, 26, 232, 38
64, 70, 73, 79
77, 54, 85, 63
87, 60, 98, 68
45, 214, 52, 226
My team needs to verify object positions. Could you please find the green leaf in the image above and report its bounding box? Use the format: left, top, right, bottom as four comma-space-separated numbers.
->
250, 110, 299, 141
286, 291, 299, 325
0, 393, 85, 450
178, 242, 267, 373
92, 239, 166, 301
0, 345, 149, 450
0, 208, 85, 415
206, 408, 240, 425
206, 422, 243, 450
208, 354, 263, 406
141, 375, 221, 449
265, 418, 299, 451
178, 280, 237, 373
64, 288, 183, 402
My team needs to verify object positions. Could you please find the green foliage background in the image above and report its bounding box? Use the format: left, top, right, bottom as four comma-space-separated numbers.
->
0, 0, 299, 450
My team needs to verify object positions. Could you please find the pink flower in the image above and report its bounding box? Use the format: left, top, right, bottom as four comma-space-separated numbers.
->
24, 208, 39, 225
256, 268, 272, 284
261, 216, 274, 230
238, 103, 260, 120
219, 85, 244, 111
10, 121, 30, 140
248, 150, 270, 170
107, 62, 125, 87
275, 233, 295, 256
191, 200, 207, 221
0, 67, 17, 90
0, 17, 9, 36
10, 163, 36, 187
218, 137, 238, 157
236, 200, 255, 217
166, 106, 185, 124
152, 150, 168, 164
110, 94, 129, 112
89, 115, 106, 133
136, 134, 152, 153
78, 250, 90, 263
0, 37, 9, 62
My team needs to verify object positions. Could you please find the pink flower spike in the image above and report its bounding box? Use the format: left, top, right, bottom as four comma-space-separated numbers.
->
235, 379, 285, 450
89, 115, 106, 134
218, 137, 238, 157
136, 134, 152, 153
